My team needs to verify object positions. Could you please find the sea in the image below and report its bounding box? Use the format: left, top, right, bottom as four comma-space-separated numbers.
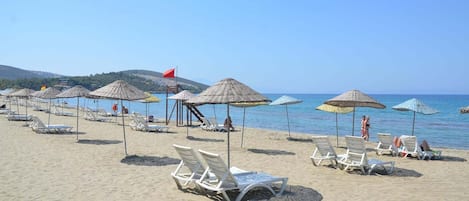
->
63, 94, 469, 150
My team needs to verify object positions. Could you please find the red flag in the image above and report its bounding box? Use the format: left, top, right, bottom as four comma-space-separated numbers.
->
163, 68, 175, 78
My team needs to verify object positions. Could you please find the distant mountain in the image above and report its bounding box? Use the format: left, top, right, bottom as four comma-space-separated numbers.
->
0, 65, 62, 80
0, 65, 209, 93
122, 70, 209, 92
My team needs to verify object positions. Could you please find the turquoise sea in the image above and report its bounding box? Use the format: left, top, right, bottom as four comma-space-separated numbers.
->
66, 94, 469, 150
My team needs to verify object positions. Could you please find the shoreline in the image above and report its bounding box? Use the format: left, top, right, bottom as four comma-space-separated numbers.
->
1, 107, 468, 200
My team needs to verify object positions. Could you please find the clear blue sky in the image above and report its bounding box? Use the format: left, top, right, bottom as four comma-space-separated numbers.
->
1, 0, 468, 94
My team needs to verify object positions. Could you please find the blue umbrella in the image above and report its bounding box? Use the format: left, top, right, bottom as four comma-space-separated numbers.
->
270, 95, 303, 137
392, 98, 438, 136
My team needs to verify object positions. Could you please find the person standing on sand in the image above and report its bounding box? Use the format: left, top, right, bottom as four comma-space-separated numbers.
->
364, 116, 370, 141
361, 115, 367, 139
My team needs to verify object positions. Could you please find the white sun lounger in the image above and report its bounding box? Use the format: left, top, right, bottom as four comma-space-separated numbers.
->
196, 149, 288, 201
338, 136, 395, 175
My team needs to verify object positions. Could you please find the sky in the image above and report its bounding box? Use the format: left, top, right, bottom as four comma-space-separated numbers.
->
1, 0, 468, 94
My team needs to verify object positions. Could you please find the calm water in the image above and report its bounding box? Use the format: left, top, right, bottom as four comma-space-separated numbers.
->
64, 94, 469, 150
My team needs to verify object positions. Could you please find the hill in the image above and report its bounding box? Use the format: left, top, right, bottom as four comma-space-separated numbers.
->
0, 65, 62, 80
0, 65, 209, 93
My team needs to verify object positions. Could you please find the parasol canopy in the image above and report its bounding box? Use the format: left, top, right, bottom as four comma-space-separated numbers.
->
33, 87, 61, 126
270, 95, 303, 137
186, 78, 270, 167
89, 80, 149, 155
168, 90, 195, 100
56, 85, 91, 140
316, 104, 354, 146
324, 89, 385, 136
392, 98, 438, 136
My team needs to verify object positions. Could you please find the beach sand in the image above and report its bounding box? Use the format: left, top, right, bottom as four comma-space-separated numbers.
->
1, 107, 468, 201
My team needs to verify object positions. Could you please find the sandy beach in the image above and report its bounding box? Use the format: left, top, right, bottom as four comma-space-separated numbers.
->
1, 107, 468, 201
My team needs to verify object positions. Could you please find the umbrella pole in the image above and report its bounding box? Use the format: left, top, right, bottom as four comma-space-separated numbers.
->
227, 104, 230, 168
76, 97, 80, 141
286, 105, 291, 137
121, 99, 128, 155
48, 99, 51, 126
336, 112, 339, 147
241, 107, 246, 148
412, 111, 416, 136
352, 107, 356, 136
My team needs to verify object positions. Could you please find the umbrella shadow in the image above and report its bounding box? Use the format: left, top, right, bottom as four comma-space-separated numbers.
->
286, 137, 312, 143
205, 184, 323, 201
340, 167, 422, 177
186, 136, 224, 142
247, 148, 296, 156
120, 155, 180, 166
77, 139, 122, 145
390, 167, 423, 177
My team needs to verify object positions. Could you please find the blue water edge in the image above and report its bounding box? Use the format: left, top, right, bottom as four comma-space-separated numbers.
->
62, 94, 469, 150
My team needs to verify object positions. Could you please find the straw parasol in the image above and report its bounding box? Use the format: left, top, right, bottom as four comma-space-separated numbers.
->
316, 104, 354, 147
89, 80, 148, 155
137, 92, 160, 122
186, 78, 270, 168
168, 90, 195, 101
392, 98, 438, 136
33, 87, 61, 126
270, 95, 303, 137
9, 88, 35, 117
324, 90, 385, 136
56, 85, 90, 140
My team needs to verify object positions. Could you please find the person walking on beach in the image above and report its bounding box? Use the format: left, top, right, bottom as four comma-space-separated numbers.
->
361, 115, 367, 139
364, 116, 370, 141
361, 115, 370, 141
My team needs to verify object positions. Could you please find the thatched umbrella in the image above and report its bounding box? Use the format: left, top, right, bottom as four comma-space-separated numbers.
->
324, 90, 385, 136
392, 98, 438, 136
169, 90, 195, 128
56, 85, 90, 140
316, 104, 354, 147
186, 78, 270, 167
137, 92, 160, 122
269, 95, 303, 137
9, 88, 35, 117
33, 87, 61, 126
89, 80, 148, 155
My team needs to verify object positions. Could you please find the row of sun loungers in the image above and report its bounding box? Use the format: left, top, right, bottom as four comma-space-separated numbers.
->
310, 134, 443, 175
375, 133, 442, 160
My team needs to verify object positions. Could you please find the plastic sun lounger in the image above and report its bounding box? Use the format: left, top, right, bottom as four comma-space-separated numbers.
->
376, 133, 398, 156
171, 144, 250, 191
132, 116, 169, 133
30, 116, 73, 134
338, 136, 395, 175
310, 136, 345, 167
196, 149, 288, 201
399, 135, 441, 160
7, 114, 32, 121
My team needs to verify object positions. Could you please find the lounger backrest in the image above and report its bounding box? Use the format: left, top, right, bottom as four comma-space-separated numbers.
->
31, 116, 46, 128
312, 136, 337, 157
377, 133, 393, 147
173, 144, 205, 176
401, 136, 418, 152
345, 136, 368, 166
198, 149, 238, 188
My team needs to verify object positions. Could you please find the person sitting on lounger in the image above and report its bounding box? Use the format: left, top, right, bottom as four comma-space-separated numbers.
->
224, 116, 235, 131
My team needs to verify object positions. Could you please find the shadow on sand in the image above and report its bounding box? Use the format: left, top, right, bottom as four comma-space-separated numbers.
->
186, 136, 224, 142
120, 155, 180, 166
203, 184, 323, 201
76, 139, 122, 145
247, 148, 296, 156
